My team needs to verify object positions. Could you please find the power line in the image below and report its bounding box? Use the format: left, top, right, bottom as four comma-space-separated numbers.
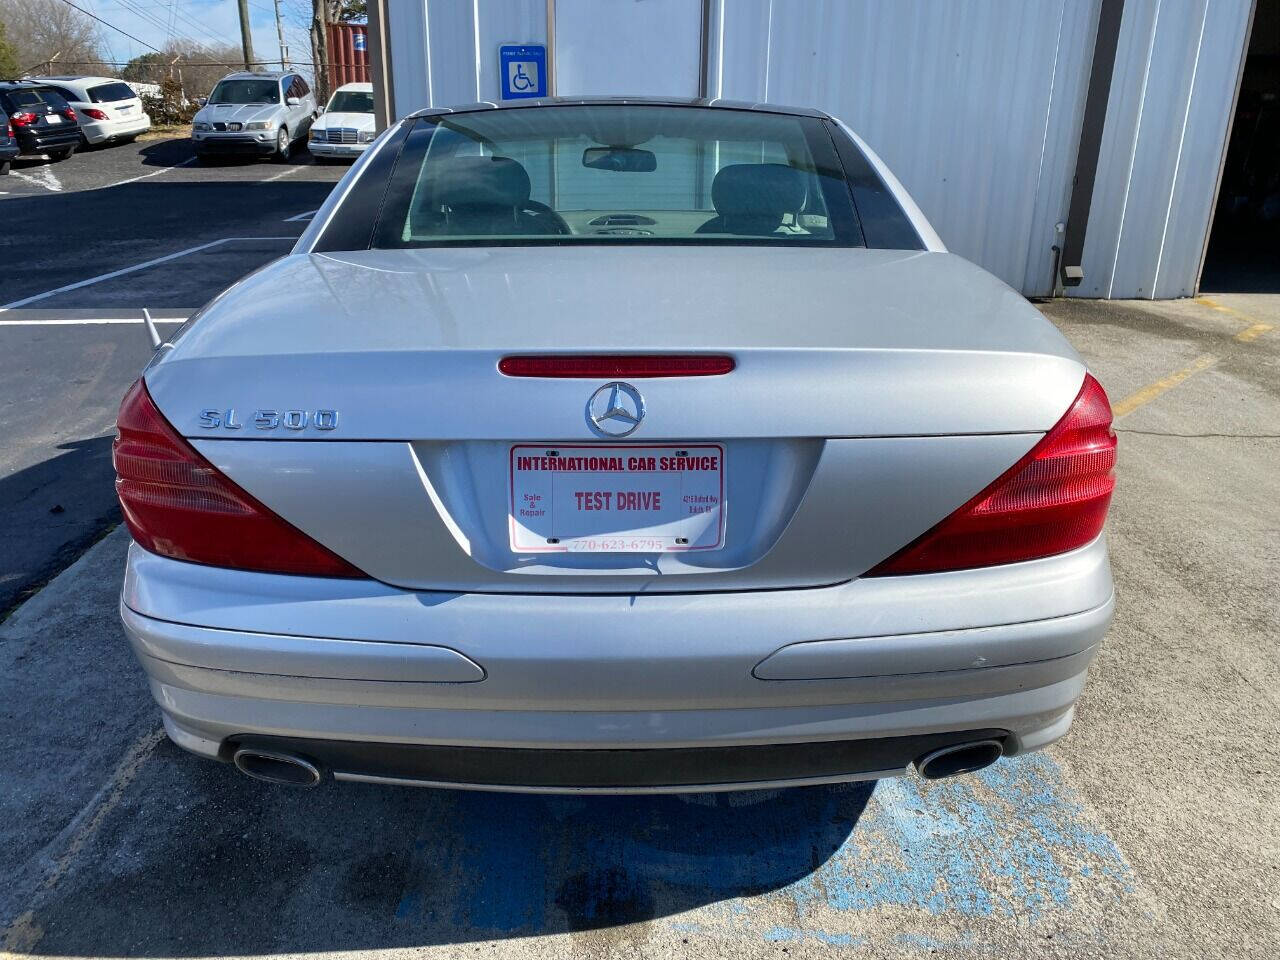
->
52, 0, 162, 52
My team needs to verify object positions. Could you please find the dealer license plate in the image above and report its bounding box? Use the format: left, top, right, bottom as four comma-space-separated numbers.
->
509, 444, 725, 553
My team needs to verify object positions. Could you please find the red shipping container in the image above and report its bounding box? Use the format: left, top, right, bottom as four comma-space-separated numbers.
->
326, 22, 370, 90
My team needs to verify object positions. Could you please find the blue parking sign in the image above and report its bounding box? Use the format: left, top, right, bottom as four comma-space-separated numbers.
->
499, 44, 546, 100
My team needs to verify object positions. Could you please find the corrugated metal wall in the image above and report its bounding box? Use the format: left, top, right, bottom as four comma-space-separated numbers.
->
387, 0, 547, 116
1071, 0, 1254, 298
708, 0, 1101, 296
384, 0, 1253, 299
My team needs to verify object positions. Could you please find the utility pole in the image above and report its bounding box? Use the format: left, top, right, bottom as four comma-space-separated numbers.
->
273, 0, 290, 69
237, 0, 256, 72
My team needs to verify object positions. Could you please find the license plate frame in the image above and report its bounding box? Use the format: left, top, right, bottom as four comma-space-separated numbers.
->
509, 444, 725, 554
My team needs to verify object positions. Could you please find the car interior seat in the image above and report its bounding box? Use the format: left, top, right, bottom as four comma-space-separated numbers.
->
696, 163, 807, 236
431, 155, 541, 235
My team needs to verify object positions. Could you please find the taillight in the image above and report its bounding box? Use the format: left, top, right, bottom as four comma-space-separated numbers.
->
10, 111, 37, 126
866, 374, 1116, 576
81, 108, 107, 120
112, 380, 366, 578
499, 355, 735, 377
63, 107, 77, 120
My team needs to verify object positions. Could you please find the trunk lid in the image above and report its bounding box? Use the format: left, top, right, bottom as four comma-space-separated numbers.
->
148, 247, 1085, 593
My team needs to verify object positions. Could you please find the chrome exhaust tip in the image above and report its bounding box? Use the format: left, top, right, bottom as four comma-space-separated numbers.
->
232, 747, 322, 787
914, 739, 1004, 780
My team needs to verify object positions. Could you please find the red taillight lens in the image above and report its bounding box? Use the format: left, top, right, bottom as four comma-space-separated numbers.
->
866, 374, 1116, 576
81, 108, 107, 120
112, 380, 366, 578
10, 111, 37, 126
63, 107, 77, 120
498, 355, 735, 378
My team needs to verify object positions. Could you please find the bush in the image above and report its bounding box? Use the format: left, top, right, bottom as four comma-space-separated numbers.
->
140, 76, 198, 125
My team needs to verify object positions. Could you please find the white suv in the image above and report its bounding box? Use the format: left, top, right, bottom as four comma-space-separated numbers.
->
191, 71, 317, 163
32, 76, 151, 146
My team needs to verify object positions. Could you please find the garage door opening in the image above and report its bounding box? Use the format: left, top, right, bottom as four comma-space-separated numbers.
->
1201, 0, 1280, 293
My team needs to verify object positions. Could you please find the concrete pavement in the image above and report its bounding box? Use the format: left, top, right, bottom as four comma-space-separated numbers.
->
0, 293, 1275, 957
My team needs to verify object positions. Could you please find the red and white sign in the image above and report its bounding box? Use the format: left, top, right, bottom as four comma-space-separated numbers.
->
509, 444, 725, 553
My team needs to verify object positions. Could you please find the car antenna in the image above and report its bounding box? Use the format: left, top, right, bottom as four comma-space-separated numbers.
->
141, 307, 164, 350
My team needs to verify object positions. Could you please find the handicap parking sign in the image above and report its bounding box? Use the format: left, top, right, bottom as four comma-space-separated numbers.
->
499, 44, 546, 100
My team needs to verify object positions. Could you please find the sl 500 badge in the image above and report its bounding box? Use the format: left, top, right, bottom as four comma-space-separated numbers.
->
198, 408, 338, 431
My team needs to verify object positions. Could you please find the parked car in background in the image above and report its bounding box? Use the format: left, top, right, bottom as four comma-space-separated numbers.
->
191, 71, 316, 163
308, 82, 376, 162
115, 98, 1117, 794
0, 115, 17, 174
0, 82, 81, 161
31, 76, 151, 146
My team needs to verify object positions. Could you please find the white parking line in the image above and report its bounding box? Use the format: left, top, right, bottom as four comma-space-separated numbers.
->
9, 166, 62, 192
103, 156, 197, 189
0, 236, 296, 310
0, 317, 189, 325
284, 208, 318, 221
262, 166, 304, 183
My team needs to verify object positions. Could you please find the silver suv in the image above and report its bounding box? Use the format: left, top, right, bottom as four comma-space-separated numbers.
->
192, 71, 316, 163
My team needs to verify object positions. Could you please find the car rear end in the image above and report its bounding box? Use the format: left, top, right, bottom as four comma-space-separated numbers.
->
115, 102, 1116, 792
2, 86, 81, 156
0, 115, 17, 172
75, 80, 150, 144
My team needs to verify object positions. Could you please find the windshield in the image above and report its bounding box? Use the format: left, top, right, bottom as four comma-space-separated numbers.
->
327, 90, 373, 113
372, 105, 865, 248
208, 79, 280, 105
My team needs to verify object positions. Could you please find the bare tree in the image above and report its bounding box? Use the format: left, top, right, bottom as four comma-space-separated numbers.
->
0, 0, 103, 73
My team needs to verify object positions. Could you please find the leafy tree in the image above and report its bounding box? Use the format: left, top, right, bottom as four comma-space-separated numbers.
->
0, 20, 19, 80
122, 51, 167, 83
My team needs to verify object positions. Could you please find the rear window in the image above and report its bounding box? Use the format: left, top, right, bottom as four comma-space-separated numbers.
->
371, 105, 865, 249
88, 82, 137, 103
4, 89, 53, 107
209, 79, 280, 105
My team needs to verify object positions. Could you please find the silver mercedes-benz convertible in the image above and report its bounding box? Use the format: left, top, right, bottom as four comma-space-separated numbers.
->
115, 97, 1116, 792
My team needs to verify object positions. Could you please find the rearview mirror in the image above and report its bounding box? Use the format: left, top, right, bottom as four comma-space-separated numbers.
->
195, 96, 208, 106
287, 96, 300, 106
582, 146, 657, 172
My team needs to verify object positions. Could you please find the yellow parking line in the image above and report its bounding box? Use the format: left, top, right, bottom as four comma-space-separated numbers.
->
0, 728, 164, 955
1195, 296, 1275, 342
1234, 322, 1273, 343
1112, 354, 1218, 419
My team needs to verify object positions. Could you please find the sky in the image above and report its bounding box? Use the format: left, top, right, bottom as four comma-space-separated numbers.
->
84, 0, 315, 77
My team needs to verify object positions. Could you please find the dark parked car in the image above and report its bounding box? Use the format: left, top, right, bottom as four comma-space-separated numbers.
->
0, 82, 82, 161
0, 116, 17, 175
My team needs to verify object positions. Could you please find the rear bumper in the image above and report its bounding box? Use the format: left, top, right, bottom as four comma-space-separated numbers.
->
81, 115, 150, 144
17, 128, 80, 153
120, 535, 1113, 792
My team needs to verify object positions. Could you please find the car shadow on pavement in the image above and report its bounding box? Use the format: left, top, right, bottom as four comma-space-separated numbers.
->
0, 435, 119, 618
138, 137, 196, 167
21, 735, 873, 954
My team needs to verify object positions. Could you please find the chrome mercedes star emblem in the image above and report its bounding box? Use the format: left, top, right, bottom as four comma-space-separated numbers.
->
587, 381, 645, 437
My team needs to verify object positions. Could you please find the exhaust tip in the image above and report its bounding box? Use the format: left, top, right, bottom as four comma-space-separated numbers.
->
232, 747, 322, 787
914, 739, 1004, 781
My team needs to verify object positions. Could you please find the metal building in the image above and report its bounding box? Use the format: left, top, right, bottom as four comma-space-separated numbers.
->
363, 0, 1273, 300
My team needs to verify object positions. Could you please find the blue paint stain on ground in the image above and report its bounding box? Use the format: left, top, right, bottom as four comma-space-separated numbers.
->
788, 753, 1132, 922
387, 752, 1131, 943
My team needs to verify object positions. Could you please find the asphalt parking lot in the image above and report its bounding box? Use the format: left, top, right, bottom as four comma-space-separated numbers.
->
0, 137, 343, 614
1, 138, 1278, 958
